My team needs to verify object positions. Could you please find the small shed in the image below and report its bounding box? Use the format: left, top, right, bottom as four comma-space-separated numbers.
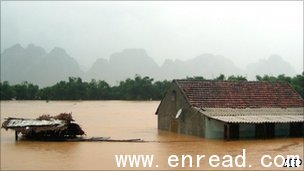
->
155, 80, 304, 139
2, 113, 85, 140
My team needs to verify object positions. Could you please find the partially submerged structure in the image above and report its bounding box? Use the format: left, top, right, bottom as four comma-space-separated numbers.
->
2, 113, 85, 140
156, 80, 304, 140
2, 113, 143, 142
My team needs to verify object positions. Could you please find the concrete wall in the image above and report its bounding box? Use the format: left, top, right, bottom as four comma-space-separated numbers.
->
180, 107, 205, 137
157, 82, 205, 137
205, 118, 224, 139
157, 82, 191, 132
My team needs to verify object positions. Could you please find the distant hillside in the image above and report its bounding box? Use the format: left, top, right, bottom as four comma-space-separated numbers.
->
86, 50, 242, 84
159, 54, 241, 80
1, 44, 299, 86
1, 44, 83, 87
1, 44, 46, 84
86, 49, 160, 84
246, 54, 297, 80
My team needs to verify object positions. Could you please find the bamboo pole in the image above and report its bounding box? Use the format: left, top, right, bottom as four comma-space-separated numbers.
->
15, 131, 18, 141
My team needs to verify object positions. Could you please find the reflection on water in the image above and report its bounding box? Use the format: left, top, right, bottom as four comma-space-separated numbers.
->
1, 101, 303, 170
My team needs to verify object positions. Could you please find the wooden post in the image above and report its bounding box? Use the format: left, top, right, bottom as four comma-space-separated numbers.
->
15, 131, 18, 141
224, 124, 230, 140
227, 124, 230, 140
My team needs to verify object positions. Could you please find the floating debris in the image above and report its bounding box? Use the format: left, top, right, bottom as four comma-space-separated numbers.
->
65, 137, 143, 142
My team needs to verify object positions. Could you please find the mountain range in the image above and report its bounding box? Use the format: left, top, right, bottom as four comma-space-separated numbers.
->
0, 44, 297, 87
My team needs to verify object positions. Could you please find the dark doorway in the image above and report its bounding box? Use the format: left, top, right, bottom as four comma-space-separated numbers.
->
266, 123, 275, 138
290, 123, 304, 137
224, 124, 239, 140
255, 123, 275, 139
255, 124, 265, 139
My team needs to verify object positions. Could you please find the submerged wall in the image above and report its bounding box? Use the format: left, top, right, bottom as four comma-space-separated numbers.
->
157, 82, 191, 132
157, 82, 206, 137
205, 118, 224, 139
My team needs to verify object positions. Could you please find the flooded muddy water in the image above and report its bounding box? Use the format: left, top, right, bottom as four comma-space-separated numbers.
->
1, 101, 303, 170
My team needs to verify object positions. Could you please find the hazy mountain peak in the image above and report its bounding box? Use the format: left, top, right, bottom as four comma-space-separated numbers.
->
11, 43, 23, 49
2, 43, 25, 56
162, 59, 174, 66
91, 58, 109, 69
1, 43, 299, 86
109, 48, 154, 64
26, 43, 36, 48
25, 43, 46, 57
1, 44, 83, 86
246, 54, 296, 79
49, 47, 68, 56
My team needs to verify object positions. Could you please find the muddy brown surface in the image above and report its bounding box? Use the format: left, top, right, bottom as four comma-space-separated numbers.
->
1, 101, 303, 170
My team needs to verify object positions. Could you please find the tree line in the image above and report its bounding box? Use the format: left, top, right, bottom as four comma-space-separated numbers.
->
0, 74, 303, 100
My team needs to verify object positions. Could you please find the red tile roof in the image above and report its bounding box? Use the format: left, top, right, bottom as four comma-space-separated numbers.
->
175, 80, 304, 109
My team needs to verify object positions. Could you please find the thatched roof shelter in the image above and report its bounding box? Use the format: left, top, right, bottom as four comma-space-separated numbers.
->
2, 113, 85, 140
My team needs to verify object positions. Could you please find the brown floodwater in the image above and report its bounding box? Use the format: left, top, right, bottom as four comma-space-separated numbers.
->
1, 101, 303, 170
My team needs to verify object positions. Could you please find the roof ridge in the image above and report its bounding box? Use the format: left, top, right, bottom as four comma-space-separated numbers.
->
174, 79, 291, 84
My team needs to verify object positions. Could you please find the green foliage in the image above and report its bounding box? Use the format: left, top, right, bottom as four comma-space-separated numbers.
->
0, 81, 15, 100
186, 76, 206, 80
115, 75, 171, 100
1, 74, 303, 100
87, 79, 111, 100
118, 75, 154, 100
227, 75, 247, 81
0, 76, 172, 100
291, 74, 304, 98
12, 82, 39, 100
215, 74, 226, 81
153, 80, 171, 99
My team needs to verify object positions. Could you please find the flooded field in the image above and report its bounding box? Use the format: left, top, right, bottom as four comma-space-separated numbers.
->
1, 101, 303, 170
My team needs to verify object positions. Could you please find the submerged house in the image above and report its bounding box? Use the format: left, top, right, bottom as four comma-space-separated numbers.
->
156, 80, 304, 139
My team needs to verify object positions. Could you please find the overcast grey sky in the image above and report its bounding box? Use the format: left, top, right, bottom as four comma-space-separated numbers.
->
1, 1, 303, 73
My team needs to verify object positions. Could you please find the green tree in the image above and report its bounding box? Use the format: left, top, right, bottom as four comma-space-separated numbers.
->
2, 73, 301, 100
67, 77, 87, 100
87, 79, 111, 100
215, 74, 226, 81
38, 87, 54, 100
153, 80, 171, 99
13, 82, 39, 100
0, 81, 15, 100
117, 75, 156, 100
227, 75, 247, 81
256, 75, 277, 82
291, 74, 304, 98
186, 76, 205, 80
